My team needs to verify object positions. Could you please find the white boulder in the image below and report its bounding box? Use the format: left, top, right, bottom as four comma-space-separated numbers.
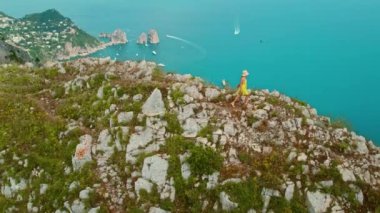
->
142, 88, 166, 116
72, 135, 93, 171
142, 155, 169, 188
306, 191, 332, 213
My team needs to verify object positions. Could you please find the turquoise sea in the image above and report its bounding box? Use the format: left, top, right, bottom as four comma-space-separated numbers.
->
2, 0, 380, 144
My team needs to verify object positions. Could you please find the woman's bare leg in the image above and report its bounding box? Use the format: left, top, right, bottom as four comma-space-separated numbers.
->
231, 94, 241, 107
243, 95, 250, 105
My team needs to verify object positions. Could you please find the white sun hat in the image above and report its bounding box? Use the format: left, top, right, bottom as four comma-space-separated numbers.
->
242, 70, 249, 77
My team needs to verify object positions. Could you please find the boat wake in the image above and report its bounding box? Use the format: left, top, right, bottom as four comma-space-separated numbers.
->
166, 34, 207, 57
234, 17, 240, 35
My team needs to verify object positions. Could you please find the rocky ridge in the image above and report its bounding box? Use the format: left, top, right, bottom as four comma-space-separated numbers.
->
0, 57, 379, 212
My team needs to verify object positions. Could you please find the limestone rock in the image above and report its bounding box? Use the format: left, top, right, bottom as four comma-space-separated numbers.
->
224, 122, 236, 136
142, 88, 165, 116
40, 184, 48, 195
253, 109, 268, 120
285, 182, 295, 201
297, 153, 308, 162
96, 129, 114, 159
177, 104, 195, 121
181, 162, 191, 180
72, 135, 92, 171
306, 191, 332, 213
182, 118, 200, 138
353, 134, 369, 154
117, 111, 133, 124
96, 86, 104, 99
207, 172, 220, 189
133, 94, 143, 102
79, 187, 91, 200
338, 166, 356, 182
126, 128, 154, 164
184, 85, 203, 100
220, 192, 238, 211
149, 207, 169, 213
205, 88, 221, 101
142, 155, 169, 188
135, 178, 153, 196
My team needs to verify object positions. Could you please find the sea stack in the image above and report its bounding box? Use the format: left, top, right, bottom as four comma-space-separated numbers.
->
111, 29, 128, 44
137, 32, 148, 45
148, 29, 160, 44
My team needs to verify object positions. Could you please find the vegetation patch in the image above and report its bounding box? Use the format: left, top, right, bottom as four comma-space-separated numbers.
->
220, 178, 263, 212
164, 113, 183, 135
170, 88, 185, 105
187, 145, 223, 176
331, 118, 352, 130
197, 124, 215, 142
152, 67, 166, 81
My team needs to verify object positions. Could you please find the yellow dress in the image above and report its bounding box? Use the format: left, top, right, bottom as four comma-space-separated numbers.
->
240, 78, 249, 96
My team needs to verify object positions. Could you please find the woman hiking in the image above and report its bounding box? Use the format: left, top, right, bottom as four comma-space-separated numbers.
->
231, 70, 250, 107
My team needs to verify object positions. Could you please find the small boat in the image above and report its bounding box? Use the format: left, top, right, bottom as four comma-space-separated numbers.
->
152, 51, 157, 55
136, 53, 139, 56
222, 80, 227, 87
158, 63, 165, 67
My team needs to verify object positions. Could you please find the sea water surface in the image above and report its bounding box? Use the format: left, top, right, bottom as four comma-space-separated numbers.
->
2, 0, 380, 144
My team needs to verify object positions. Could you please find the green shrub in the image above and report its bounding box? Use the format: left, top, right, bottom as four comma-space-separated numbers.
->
187, 145, 223, 176
268, 197, 292, 213
89, 73, 105, 88
152, 67, 165, 81
291, 97, 307, 107
170, 88, 185, 105
198, 124, 214, 141
52, 85, 65, 98
164, 113, 183, 134
247, 115, 259, 126
222, 178, 263, 211
331, 118, 352, 130
36, 67, 59, 79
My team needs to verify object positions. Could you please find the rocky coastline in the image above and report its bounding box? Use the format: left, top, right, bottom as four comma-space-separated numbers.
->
57, 29, 128, 61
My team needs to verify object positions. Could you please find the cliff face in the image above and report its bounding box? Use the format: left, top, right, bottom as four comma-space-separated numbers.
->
0, 58, 379, 212
0, 40, 31, 63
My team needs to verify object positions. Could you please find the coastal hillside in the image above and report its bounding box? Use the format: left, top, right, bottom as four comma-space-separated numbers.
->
0, 9, 100, 63
0, 58, 379, 212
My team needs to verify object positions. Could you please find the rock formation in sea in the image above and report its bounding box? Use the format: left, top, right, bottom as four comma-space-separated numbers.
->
111, 29, 128, 44
148, 29, 160, 44
0, 57, 379, 212
137, 32, 148, 45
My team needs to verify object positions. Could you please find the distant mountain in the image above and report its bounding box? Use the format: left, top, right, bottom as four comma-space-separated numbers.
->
21, 9, 67, 23
0, 9, 101, 63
